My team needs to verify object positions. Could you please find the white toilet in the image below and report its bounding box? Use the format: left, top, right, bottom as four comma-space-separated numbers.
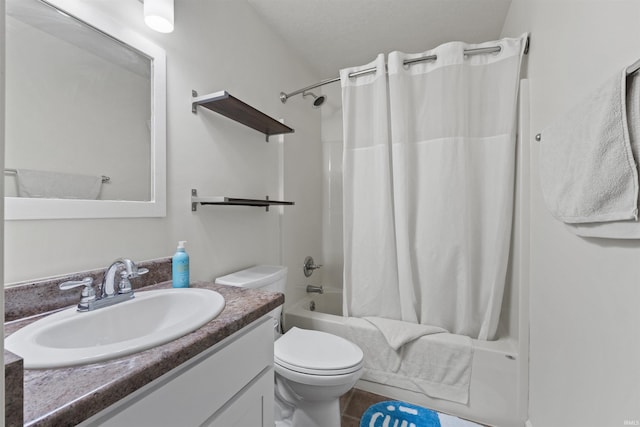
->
215, 265, 364, 427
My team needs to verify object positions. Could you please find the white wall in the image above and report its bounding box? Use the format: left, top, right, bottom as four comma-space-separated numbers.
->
4, 0, 323, 307
501, 1, 640, 426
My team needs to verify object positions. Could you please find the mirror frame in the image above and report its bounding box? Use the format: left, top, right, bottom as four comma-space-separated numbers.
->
5, 0, 166, 220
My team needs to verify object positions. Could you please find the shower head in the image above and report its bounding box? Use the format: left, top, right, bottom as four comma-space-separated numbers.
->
303, 91, 326, 108
280, 86, 327, 108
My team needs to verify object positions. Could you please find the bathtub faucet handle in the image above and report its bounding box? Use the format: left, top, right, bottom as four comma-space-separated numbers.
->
303, 256, 323, 277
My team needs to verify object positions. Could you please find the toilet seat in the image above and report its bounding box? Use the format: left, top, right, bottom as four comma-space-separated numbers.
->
275, 327, 364, 376
274, 362, 364, 388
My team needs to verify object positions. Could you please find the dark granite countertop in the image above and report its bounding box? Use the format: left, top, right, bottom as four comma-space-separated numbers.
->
5, 280, 284, 427
5, 350, 23, 427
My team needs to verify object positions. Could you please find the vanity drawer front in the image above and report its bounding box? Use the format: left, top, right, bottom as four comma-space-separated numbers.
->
82, 316, 273, 427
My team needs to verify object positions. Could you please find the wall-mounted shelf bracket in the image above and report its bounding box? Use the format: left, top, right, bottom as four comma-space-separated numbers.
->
191, 90, 294, 142
191, 189, 294, 212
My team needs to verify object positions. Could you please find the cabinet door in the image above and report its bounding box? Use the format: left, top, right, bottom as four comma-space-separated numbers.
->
80, 317, 273, 427
203, 366, 274, 427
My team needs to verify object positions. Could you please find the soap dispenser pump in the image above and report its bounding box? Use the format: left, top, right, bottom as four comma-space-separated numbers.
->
172, 241, 190, 288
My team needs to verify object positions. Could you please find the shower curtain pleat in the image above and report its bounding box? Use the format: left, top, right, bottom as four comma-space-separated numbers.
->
341, 35, 526, 340
341, 54, 402, 320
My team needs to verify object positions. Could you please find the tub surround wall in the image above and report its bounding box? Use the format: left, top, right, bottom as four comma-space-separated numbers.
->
4, 280, 283, 426
319, 84, 344, 293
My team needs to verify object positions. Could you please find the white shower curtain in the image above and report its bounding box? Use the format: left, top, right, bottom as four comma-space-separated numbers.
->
342, 36, 526, 340
341, 54, 402, 320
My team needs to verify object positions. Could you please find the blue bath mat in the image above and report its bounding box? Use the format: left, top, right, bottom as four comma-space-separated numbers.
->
360, 401, 482, 427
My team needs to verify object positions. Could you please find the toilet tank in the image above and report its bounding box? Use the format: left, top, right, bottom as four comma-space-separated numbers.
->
214, 265, 287, 293
214, 265, 287, 336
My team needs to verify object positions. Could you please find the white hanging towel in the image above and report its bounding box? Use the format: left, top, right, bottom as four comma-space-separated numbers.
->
363, 317, 447, 351
540, 68, 640, 224
16, 169, 102, 199
566, 70, 640, 238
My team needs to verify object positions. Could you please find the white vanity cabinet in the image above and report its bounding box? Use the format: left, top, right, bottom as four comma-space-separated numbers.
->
80, 316, 274, 427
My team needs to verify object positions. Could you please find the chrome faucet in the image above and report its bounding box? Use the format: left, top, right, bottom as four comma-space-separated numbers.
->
306, 284, 324, 294
101, 258, 149, 298
60, 258, 149, 312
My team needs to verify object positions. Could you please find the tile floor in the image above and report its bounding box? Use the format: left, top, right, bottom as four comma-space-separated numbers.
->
340, 388, 390, 427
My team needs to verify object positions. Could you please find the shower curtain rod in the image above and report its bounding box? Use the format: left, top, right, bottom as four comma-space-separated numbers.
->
280, 36, 530, 103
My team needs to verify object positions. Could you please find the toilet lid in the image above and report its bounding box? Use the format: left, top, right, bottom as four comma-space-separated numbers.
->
274, 327, 364, 376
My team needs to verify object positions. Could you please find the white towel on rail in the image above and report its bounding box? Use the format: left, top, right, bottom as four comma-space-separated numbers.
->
363, 316, 446, 351
540, 68, 639, 224
16, 169, 102, 199
566, 70, 640, 238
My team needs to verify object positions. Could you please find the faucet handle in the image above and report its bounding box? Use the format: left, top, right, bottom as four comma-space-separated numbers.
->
118, 265, 148, 294
60, 277, 96, 311
59, 277, 94, 290
303, 256, 323, 277
122, 266, 149, 279
118, 271, 136, 294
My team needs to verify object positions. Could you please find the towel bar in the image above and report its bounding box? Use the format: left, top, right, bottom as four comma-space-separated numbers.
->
534, 59, 640, 144
4, 168, 111, 183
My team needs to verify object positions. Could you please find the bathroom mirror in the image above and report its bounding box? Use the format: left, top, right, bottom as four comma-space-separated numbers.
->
4, 0, 166, 219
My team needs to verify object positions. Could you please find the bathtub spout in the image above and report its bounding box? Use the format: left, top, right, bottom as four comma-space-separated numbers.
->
306, 284, 324, 294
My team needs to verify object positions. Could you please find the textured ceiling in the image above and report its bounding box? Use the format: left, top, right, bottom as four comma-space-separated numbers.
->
248, 0, 513, 80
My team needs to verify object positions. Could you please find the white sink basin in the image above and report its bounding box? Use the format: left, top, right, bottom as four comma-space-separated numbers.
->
5, 288, 225, 369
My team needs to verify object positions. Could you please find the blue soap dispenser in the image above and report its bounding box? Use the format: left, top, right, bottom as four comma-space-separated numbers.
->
172, 240, 190, 288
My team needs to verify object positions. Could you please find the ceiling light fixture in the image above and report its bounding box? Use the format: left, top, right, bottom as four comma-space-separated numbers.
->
144, 0, 174, 33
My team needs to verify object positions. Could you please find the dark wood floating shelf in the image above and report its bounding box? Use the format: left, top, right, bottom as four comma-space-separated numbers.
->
191, 190, 294, 212
192, 90, 294, 141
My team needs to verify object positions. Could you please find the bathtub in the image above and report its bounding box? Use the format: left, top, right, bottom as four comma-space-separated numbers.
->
284, 291, 524, 427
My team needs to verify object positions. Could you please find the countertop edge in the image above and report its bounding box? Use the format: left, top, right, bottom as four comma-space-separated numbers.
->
5, 349, 24, 427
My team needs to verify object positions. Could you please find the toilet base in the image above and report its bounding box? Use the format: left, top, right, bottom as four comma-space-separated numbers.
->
274, 378, 342, 427
284, 398, 341, 427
